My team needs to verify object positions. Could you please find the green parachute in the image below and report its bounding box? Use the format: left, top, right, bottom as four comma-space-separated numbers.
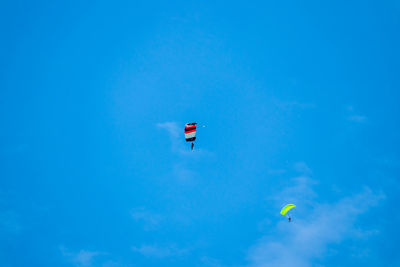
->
280, 204, 296, 216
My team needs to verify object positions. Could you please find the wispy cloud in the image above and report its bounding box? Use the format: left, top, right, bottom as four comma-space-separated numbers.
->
156, 121, 213, 185
248, 177, 384, 267
156, 122, 180, 139
60, 246, 104, 267
132, 244, 188, 258
156, 122, 186, 154
172, 163, 198, 184
293, 162, 312, 175
101, 260, 123, 267
348, 115, 367, 123
200, 256, 225, 267
271, 176, 318, 207
156, 121, 213, 156
131, 208, 162, 231
347, 106, 367, 123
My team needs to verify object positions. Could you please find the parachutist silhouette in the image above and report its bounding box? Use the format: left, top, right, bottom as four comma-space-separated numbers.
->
281, 204, 296, 221
185, 123, 197, 151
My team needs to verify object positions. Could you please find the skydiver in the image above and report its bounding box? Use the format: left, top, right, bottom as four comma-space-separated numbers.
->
288, 216, 291, 222
191, 142, 194, 150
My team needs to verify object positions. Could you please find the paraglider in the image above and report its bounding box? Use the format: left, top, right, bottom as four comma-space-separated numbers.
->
184, 122, 197, 150
280, 204, 296, 222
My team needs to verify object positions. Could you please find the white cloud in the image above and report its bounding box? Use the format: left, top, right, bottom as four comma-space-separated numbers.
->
156, 122, 180, 139
156, 121, 213, 156
346, 106, 367, 123
293, 162, 312, 175
132, 244, 188, 258
200, 256, 225, 267
156, 122, 187, 154
131, 208, 162, 230
271, 176, 318, 207
60, 246, 103, 267
172, 163, 198, 184
101, 260, 122, 267
156, 121, 213, 185
75, 251, 100, 266
248, 181, 384, 267
348, 115, 367, 123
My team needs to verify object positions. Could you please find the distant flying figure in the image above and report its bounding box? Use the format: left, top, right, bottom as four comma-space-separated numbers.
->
280, 204, 296, 223
184, 122, 197, 150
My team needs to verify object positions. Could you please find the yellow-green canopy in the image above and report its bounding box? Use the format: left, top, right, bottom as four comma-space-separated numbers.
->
280, 204, 296, 215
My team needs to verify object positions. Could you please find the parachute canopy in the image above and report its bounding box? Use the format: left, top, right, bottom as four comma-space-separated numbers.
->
185, 123, 197, 142
280, 204, 296, 215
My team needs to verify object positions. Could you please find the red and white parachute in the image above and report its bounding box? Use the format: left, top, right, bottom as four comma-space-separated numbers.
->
184, 122, 197, 142
184, 123, 206, 150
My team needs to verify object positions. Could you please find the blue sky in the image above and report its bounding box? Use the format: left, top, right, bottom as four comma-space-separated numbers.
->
1, 0, 399, 266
